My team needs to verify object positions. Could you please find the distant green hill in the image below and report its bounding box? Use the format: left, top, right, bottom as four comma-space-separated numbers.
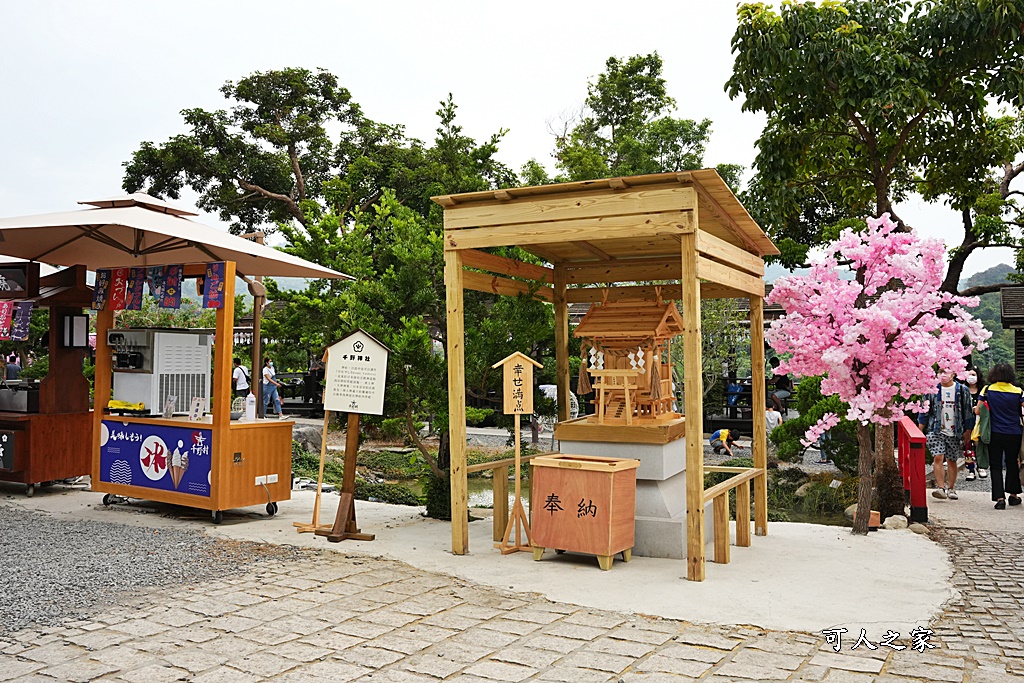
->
962, 264, 1016, 372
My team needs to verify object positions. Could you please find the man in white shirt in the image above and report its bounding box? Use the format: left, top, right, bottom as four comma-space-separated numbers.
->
232, 358, 250, 398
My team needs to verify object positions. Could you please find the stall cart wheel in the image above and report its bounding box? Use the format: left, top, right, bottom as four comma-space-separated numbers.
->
25, 484, 34, 498
102, 494, 113, 506
212, 510, 223, 525
266, 502, 279, 517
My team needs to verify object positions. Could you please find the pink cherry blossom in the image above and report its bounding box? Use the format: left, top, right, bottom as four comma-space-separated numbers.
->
801, 413, 842, 448
767, 214, 990, 439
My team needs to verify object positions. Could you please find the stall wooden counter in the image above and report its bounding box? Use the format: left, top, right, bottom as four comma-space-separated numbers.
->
95, 414, 293, 520
0, 411, 92, 495
91, 260, 293, 523
0, 265, 94, 496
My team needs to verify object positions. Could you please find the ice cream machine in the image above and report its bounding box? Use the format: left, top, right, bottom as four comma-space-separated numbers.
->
108, 329, 212, 414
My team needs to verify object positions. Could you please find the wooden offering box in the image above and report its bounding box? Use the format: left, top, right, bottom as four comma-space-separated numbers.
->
531, 454, 639, 570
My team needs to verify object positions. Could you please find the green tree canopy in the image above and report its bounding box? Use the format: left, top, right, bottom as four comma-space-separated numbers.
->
548, 53, 743, 189
727, 0, 1024, 293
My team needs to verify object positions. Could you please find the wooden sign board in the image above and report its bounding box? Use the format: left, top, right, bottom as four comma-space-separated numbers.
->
324, 329, 389, 415
0, 262, 40, 299
493, 352, 541, 415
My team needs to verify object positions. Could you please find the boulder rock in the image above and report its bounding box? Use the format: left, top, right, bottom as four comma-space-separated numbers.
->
292, 424, 322, 454
881, 514, 908, 530
844, 503, 858, 521
794, 482, 812, 498
909, 523, 929, 535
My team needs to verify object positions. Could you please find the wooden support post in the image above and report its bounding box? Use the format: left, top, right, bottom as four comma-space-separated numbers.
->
211, 262, 236, 511
492, 465, 510, 542
736, 480, 751, 547
497, 413, 532, 554
445, 250, 469, 554
296, 349, 333, 535
554, 266, 569, 423
713, 493, 730, 564
91, 308, 115, 487
316, 412, 374, 542
681, 227, 706, 581
294, 408, 332, 534
750, 294, 769, 537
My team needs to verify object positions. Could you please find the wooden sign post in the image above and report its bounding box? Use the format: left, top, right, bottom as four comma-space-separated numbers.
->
491, 352, 542, 554
294, 329, 389, 542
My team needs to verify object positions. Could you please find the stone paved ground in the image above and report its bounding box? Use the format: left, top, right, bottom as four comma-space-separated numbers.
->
2, 528, 1022, 683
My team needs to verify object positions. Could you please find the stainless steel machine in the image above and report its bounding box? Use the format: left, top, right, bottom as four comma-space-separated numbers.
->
108, 329, 212, 414
0, 379, 40, 413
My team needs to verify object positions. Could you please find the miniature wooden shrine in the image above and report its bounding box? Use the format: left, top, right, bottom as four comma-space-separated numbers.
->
433, 169, 779, 581
574, 296, 683, 425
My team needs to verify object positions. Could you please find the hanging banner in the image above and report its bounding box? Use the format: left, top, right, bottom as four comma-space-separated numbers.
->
0, 302, 13, 340
109, 267, 129, 310
11, 301, 33, 341
160, 265, 182, 309
202, 262, 226, 309
146, 266, 165, 302
93, 269, 112, 310
124, 268, 146, 310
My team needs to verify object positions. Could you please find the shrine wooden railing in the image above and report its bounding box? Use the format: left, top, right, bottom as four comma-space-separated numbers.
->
703, 465, 764, 564
466, 451, 552, 541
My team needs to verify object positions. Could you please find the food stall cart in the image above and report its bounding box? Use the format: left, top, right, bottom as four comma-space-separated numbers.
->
92, 261, 294, 523
0, 193, 351, 522
0, 264, 93, 496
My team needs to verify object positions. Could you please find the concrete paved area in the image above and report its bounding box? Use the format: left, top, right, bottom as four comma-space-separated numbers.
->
4, 484, 1023, 681
0, 537, 1016, 682
5, 486, 952, 634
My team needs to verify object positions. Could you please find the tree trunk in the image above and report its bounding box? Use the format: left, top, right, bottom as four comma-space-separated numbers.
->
853, 423, 874, 535
874, 421, 904, 522
437, 431, 451, 471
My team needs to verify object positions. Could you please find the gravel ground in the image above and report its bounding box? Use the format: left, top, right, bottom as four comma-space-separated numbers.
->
0, 503, 312, 634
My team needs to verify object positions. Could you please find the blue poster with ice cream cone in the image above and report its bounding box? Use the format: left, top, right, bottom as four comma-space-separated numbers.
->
99, 421, 212, 497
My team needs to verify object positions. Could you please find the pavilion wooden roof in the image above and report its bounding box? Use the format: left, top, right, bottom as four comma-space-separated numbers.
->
432, 169, 778, 265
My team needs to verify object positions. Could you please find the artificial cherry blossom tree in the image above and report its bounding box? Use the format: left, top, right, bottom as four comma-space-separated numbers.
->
767, 215, 990, 534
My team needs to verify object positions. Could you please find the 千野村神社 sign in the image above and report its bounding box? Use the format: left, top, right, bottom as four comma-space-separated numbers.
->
323, 330, 390, 415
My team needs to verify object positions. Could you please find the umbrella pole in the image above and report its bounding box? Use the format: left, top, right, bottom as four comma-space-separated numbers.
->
248, 232, 265, 418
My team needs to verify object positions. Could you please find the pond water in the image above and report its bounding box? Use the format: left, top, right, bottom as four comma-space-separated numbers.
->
783, 510, 850, 527
394, 474, 533, 511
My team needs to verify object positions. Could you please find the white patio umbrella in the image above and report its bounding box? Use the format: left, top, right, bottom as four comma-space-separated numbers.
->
0, 193, 351, 279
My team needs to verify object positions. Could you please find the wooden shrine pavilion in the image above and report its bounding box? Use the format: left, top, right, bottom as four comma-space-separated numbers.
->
433, 170, 779, 581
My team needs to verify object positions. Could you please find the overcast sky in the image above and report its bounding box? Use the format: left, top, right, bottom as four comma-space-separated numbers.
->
0, 0, 1013, 280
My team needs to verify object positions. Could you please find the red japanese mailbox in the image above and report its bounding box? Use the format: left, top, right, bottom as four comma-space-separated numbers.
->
897, 416, 927, 523
531, 454, 639, 570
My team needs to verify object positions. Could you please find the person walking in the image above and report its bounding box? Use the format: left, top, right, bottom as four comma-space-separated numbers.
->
978, 364, 1023, 509
765, 400, 783, 459
920, 371, 974, 501
262, 357, 283, 417
965, 367, 987, 480
232, 358, 250, 398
